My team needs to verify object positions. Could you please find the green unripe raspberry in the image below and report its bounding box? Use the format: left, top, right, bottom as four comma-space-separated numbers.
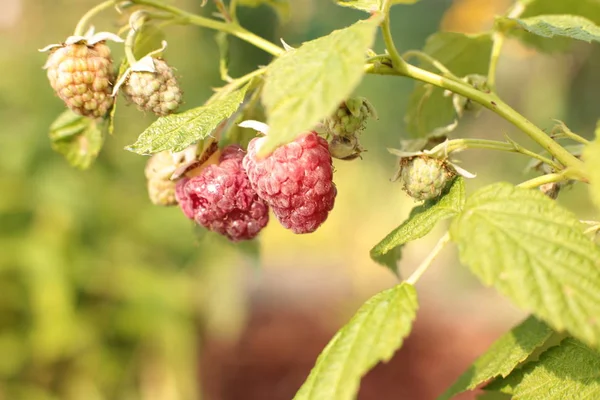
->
325, 97, 376, 137
400, 156, 453, 201
44, 42, 115, 118
124, 58, 182, 116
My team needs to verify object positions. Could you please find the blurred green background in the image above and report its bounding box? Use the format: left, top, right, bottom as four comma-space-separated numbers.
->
1, 0, 599, 399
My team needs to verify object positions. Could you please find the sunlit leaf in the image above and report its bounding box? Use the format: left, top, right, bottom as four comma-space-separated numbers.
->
126, 86, 249, 155
505, 14, 600, 43
439, 316, 554, 400
451, 183, 600, 349
487, 337, 600, 399
260, 15, 382, 156
506, 0, 600, 51
294, 283, 418, 400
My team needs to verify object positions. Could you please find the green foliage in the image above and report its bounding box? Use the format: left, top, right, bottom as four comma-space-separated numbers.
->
505, 0, 600, 51
405, 32, 492, 138
520, 0, 600, 24
370, 177, 464, 274
439, 316, 554, 400
583, 122, 600, 212
260, 16, 382, 156
294, 283, 418, 400
49, 110, 104, 170
505, 15, 600, 43
451, 183, 600, 349
487, 338, 600, 399
126, 85, 248, 154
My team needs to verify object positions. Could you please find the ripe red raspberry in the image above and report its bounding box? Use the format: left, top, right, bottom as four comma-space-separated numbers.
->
242, 132, 337, 234
175, 145, 269, 241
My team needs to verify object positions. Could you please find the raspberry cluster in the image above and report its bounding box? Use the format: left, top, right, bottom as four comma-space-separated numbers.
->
171, 132, 338, 241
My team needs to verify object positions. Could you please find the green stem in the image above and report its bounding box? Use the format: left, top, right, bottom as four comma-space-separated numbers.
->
367, 62, 585, 173
517, 173, 565, 189
130, 0, 284, 56
74, 0, 117, 36
402, 50, 461, 81
380, 0, 409, 71
124, 28, 139, 66
230, 0, 239, 22
488, 2, 525, 91
429, 138, 562, 170
552, 120, 590, 145
406, 232, 450, 285
561, 131, 590, 145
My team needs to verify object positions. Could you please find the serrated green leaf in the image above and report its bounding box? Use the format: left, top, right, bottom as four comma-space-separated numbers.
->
439, 316, 553, 400
519, 0, 600, 24
451, 183, 600, 349
583, 122, 600, 213
126, 86, 248, 155
49, 110, 104, 169
294, 283, 418, 400
261, 15, 382, 156
334, 0, 419, 12
370, 177, 465, 274
506, 0, 600, 52
238, 0, 290, 20
405, 32, 492, 138
505, 14, 600, 44
487, 337, 600, 399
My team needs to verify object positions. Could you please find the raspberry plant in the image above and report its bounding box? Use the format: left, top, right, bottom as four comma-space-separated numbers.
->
41, 0, 600, 398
